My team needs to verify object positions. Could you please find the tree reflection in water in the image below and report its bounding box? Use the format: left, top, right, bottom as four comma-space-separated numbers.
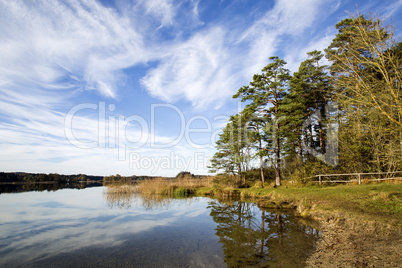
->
208, 199, 320, 267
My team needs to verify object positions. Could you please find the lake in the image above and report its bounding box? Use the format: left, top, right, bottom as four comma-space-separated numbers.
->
0, 185, 320, 267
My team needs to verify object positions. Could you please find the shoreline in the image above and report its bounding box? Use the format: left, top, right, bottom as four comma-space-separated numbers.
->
194, 182, 402, 267
196, 183, 402, 230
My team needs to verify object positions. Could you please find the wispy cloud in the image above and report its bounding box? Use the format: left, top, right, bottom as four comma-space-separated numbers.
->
0, 0, 338, 109
141, 27, 240, 109
240, 0, 337, 74
0, 95, 217, 176
0, 0, 164, 175
142, 0, 176, 28
141, 0, 338, 107
0, 0, 147, 99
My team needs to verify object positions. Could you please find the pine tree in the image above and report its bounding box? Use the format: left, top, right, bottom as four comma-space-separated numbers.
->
241, 105, 270, 183
233, 56, 291, 186
208, 114, 249, 178
285, 51, 332, 159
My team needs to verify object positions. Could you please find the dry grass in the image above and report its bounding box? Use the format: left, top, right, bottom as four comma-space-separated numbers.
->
103, 184, 188, 209
103, 184, 137, 209
103, 176, 213, 208
136, 175, 213, 196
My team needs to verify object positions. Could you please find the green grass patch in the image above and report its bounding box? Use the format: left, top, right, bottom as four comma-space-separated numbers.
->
173, 187, 191, 197
194, 187, 215, 196
194, 182, 400, 231
238, 182, 402, 230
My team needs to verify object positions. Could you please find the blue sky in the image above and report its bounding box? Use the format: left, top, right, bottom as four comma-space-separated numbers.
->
1, 0, 401, 177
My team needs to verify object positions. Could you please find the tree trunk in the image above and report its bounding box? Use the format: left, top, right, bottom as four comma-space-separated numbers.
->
275, 148, 281, 186
275, 124, 281, 186
298, 136, 303, 160
260, 156, 265, 184
273, 97, 281, 186
308, 124, 314, 150
318, 119, 324, 154
357, 104, 362, 172
258, 137, 265, 183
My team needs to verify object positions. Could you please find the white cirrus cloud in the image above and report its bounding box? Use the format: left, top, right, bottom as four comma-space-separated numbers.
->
0, 0, 147, 98
240, 0, 336, 76
141, 27, 240, 109
142, 0, 176, 28
140, 0, 340, 109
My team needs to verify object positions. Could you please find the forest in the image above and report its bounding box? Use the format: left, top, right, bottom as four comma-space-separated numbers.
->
0, 172, 104, 183
208, 13, 402, 186
0, 172, 162, 184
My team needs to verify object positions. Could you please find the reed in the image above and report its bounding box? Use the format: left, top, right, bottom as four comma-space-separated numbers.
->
103, 183, 178, 209
103, 184, 137, 208
136, 175, 213, 196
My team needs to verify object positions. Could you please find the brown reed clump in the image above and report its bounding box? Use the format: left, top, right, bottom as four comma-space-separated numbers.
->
136, 175, 213, 196
103, 184, 137, 209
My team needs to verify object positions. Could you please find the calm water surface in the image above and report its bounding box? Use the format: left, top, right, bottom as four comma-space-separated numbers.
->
0, 186, 320, 267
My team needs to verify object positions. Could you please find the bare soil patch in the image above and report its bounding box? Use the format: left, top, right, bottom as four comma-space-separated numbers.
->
306, 221, 401, 267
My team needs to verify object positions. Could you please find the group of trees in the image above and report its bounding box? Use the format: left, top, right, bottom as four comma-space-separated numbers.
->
103, 174, 141, 184
102, 174, 176, 184
209, 13, 402, 186
0, 172, 104, 183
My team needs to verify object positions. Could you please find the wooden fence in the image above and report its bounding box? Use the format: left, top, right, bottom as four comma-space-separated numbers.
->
308, 171, 402, 185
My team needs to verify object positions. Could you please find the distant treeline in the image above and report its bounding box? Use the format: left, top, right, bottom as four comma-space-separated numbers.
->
0, 181, 104, 194
0, 171, 206, 184
103, 174, 160, 184
0, 172, 104, 183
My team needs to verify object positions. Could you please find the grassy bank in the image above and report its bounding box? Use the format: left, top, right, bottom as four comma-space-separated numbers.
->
197, 181, 402, 232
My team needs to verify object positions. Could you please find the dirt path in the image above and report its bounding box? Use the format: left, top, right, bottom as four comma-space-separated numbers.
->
306, 222, 402, 267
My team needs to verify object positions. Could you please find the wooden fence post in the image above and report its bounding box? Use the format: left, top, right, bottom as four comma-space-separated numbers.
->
319, 175, 322, 185
358, 173, 361, 185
